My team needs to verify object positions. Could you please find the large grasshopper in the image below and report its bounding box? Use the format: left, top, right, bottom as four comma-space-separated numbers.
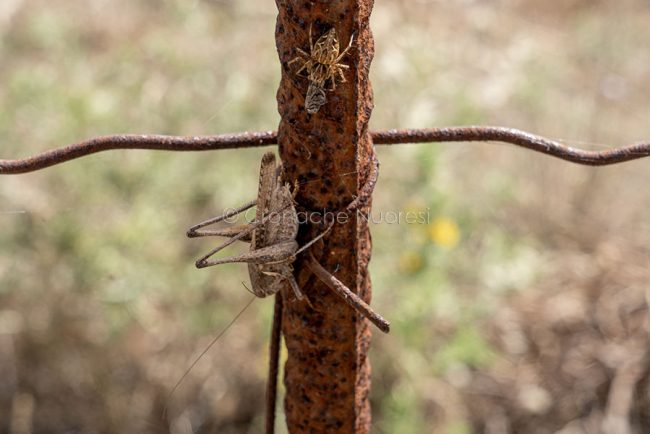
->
185, 152, 389, 434
187, 152, 306, 300
187, 151, 389, 330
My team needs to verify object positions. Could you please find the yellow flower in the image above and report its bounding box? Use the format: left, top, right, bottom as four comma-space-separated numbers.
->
399, 250, 423, 273
428, 217, 460, 248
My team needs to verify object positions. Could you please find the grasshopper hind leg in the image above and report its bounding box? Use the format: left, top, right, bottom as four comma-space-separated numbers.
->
284, 272, 304, 301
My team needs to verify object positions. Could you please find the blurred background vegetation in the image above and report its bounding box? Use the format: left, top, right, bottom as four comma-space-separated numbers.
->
2, 0, 650, 433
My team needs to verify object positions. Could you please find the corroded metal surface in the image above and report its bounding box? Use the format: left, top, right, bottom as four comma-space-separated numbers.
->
307, 252, 389, 333
372, 127, 650, 166
274, 0, 375, 432
266, 294, 283, 434
4, 127, 650, 174
0, 131, 275, 174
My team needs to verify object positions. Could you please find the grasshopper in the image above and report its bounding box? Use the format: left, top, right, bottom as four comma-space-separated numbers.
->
187, 151, 390, 328
185, 152, 389, 434
289, 24, 354, 114
187, 152, 308, 300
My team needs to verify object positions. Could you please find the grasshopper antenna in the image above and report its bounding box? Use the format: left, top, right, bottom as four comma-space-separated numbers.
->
162, 295, 256, 419
242, 281, 256, 296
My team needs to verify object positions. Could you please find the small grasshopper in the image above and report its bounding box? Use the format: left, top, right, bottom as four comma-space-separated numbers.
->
289, 24, 354, 114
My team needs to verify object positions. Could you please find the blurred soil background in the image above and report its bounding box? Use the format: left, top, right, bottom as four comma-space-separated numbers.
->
1, 0, 650, 433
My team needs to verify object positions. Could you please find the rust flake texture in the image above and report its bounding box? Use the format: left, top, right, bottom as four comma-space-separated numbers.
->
275, 0, 375, 432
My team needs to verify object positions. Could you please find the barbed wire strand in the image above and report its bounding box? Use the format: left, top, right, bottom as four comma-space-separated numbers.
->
2, 126, 650, 174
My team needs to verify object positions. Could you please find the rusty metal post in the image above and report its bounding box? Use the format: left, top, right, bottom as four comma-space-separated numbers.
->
274, 0, 375, 432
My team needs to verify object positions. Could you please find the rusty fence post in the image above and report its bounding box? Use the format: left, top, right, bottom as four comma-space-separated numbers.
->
275, 0, 375, 432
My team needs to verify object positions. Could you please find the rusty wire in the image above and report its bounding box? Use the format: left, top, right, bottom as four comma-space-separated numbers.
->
372, 127, 650, 166
0, 131, 275, 174
265, 294, 283, 434
1, 126, 650, 174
